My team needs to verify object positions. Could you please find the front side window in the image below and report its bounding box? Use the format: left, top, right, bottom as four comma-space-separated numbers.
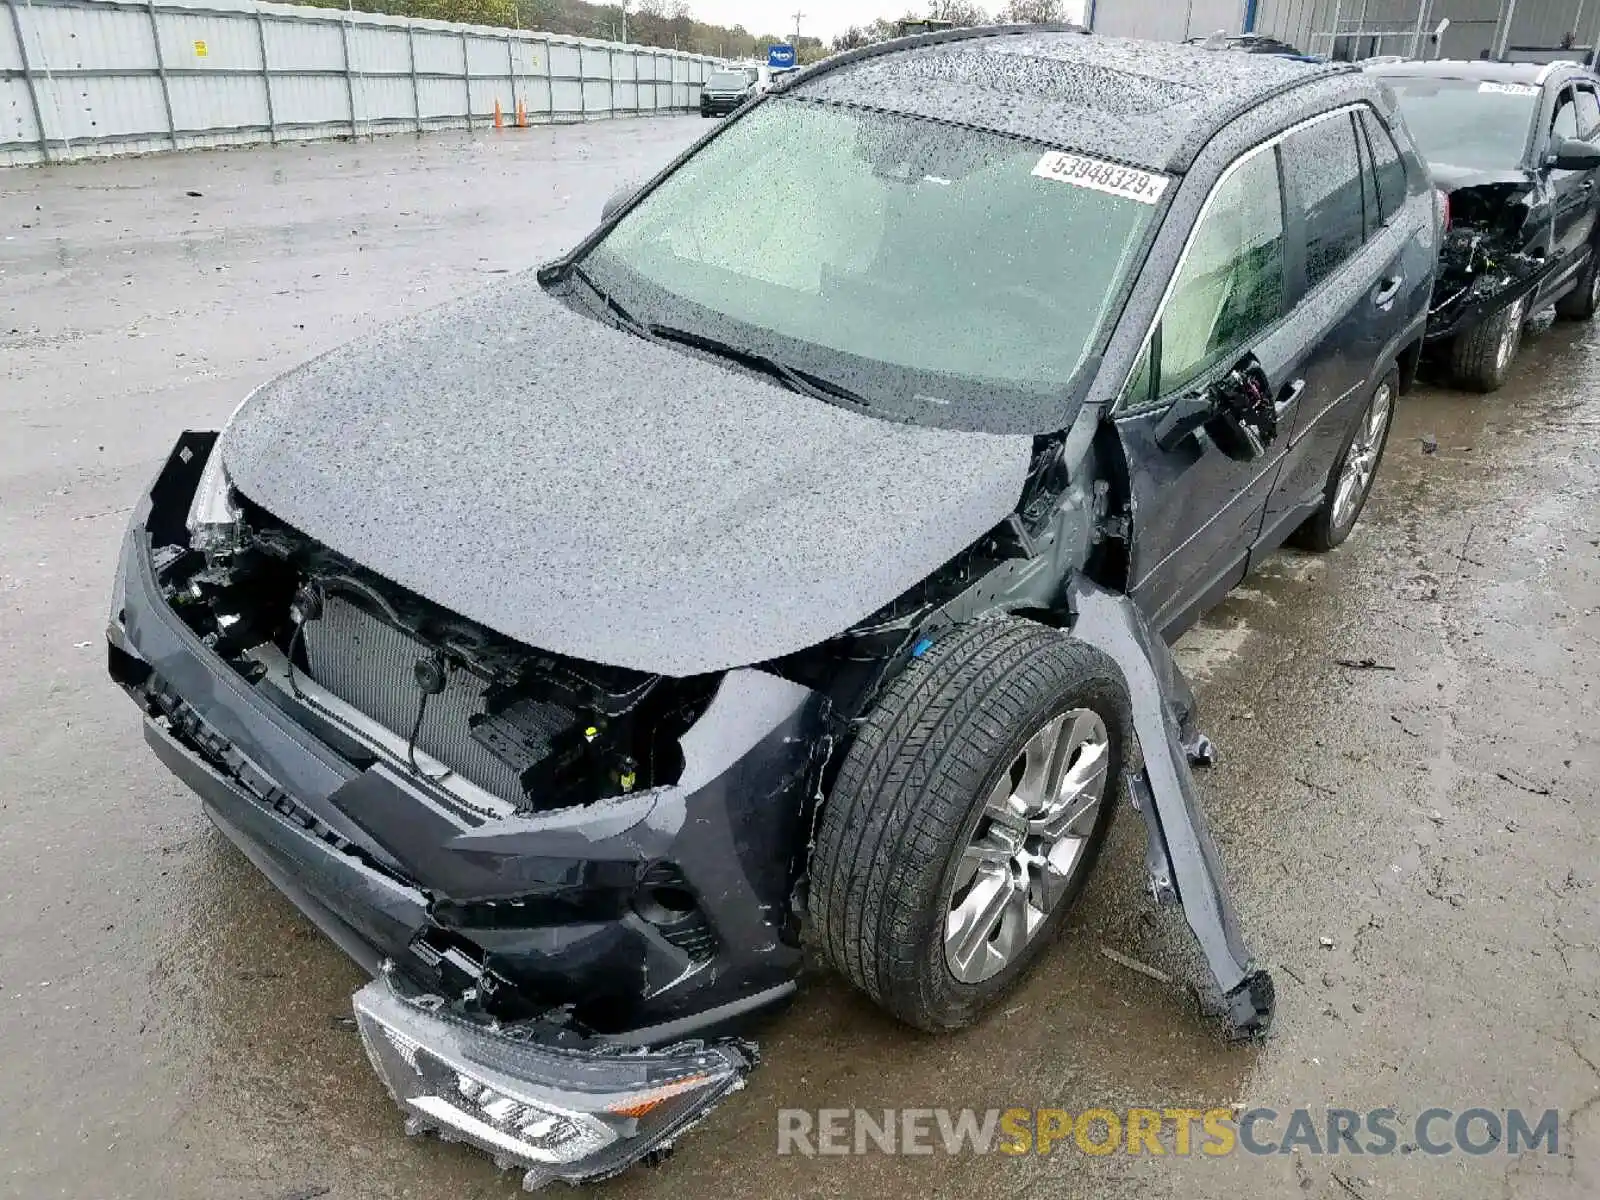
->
585, 98, 1160, 431
1553, 87, 1580, 142
1281, 113, 1367, 291
1155, 148, 1285, 396
1575, 84, 1600, 138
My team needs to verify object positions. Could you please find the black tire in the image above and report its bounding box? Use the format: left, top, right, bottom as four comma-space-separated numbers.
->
1293, 368, 1398, 553
809, 617, 1130, 1032
1556, 246, 1600, 320
1448, 296, 1525, 392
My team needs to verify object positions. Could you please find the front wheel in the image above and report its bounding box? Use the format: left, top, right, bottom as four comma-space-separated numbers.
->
1294, 369, 1397, 553
809, 617, 1129, 1032
1449, 295, 1525, 392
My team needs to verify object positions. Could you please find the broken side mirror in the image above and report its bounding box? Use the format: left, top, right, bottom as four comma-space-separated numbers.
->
1549, 138, 1600, 171
602, 181, 641, 223
1153, 356, 1278, 461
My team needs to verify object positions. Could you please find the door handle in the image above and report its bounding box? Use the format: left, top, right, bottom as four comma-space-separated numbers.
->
1274, 378, 1306, 418
1373, 275, 1404, 307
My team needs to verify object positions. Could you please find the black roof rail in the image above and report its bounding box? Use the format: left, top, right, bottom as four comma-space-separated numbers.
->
770, 22, 1088, 94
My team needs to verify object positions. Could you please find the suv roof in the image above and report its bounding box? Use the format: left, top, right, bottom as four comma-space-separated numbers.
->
790, 27, 1354, 173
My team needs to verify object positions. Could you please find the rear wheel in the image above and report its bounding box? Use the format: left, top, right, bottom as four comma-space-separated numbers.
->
809, 618, 1129, 1032
1449, 295, 1525, 392
1294, 369, 1397, 553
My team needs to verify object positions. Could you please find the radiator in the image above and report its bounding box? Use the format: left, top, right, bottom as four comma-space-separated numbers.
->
302, 593, 523, 801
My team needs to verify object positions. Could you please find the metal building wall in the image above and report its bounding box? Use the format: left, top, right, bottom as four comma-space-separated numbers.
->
1, 0, 715, 168
1086, 0, 1250, 41
1253, 0, 1600, 60
1093, 0, 1600, 58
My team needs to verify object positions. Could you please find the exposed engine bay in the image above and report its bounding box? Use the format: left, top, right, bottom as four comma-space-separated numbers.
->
161, 501, 721, 819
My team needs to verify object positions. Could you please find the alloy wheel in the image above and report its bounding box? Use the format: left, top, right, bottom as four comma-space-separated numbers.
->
943, 708, 1110, 985
1331, 380, 1394, 534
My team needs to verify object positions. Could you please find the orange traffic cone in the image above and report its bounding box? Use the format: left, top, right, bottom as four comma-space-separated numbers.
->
516, 99, 527, 127
494, 99, 504, 129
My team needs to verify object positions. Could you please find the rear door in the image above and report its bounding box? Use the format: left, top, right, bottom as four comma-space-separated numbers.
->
1260, 107, 1410, 546
1114, 141, 1304, 638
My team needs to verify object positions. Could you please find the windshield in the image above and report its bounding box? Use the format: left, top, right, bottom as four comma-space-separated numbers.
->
1382, 76, 1537, 171
707, 71, 752, 90
578, 98, 1160, 432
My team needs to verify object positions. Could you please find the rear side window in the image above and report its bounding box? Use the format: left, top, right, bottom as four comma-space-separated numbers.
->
1281, 113, 1366, 291
1154, 148, 1286, 396
1360, 109, 1408, 224
1576, 84, 1600, 138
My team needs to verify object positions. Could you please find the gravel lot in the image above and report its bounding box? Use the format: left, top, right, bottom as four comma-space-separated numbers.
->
1, 116, 1596, 1200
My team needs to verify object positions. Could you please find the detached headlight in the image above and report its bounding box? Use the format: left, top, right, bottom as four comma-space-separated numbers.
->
185, 441, 242, 555
353, 975, 750, 1188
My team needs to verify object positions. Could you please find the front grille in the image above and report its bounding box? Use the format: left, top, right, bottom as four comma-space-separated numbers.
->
302, 593, 523, 800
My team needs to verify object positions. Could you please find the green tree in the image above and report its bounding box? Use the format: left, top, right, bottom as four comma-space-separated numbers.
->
930, 0, 989, 25
1000, 0, 1063, 21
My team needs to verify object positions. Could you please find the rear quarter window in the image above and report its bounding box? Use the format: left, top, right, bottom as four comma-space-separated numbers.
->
1360, 109, 1409, 225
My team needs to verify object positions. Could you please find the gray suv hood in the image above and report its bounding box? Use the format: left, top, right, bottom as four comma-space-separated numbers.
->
222, 281, 1033, 676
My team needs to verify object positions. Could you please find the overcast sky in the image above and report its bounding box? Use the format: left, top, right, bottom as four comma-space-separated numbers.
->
683, 1, 1086, 42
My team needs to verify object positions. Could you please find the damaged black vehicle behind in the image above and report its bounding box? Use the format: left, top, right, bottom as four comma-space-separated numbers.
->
1371, 59, 1600, 391
108, 26, 1437, 1189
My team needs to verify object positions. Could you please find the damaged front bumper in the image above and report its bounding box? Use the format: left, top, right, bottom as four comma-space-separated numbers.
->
1425, 233, 1551, 343
109, 436, 814, 1184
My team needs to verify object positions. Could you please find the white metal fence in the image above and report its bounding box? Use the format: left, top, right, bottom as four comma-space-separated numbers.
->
1, 0, 717, 167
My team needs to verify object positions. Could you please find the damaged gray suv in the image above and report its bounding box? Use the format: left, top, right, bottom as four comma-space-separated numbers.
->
107, 26, 1436, 1188
1371, 58, 1600, 391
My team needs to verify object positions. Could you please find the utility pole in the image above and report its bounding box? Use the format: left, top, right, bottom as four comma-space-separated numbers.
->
621, 0, 629, 44
793, 9, 804, 45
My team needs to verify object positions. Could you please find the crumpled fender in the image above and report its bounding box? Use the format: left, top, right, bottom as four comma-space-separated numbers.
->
1068, 577, 1275, 1039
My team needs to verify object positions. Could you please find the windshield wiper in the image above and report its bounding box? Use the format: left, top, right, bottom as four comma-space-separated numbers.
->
647, 325, 874, 412
567, 264, 657, 342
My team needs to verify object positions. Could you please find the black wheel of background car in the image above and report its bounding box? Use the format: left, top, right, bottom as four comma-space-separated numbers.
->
809, 617, 1130, 1032
1293, 368, 1398, 553
1555, 245, 1600, 321
1448, 296, 1525, 392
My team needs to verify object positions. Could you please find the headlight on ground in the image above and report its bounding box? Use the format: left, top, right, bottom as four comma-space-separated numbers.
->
353, 975, 750, 1187
185, 441, 242, 555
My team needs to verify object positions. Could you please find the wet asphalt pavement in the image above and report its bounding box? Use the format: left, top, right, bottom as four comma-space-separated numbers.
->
2, 118, 1597, 1200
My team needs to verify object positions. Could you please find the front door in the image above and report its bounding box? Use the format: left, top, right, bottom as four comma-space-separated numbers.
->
1115, 140, 1298, 639
1545, 84, 1599, 280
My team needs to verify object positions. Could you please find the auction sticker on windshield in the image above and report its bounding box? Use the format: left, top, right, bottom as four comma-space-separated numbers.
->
1478, 82, 1539, 97
1032, 151, 1171, 204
